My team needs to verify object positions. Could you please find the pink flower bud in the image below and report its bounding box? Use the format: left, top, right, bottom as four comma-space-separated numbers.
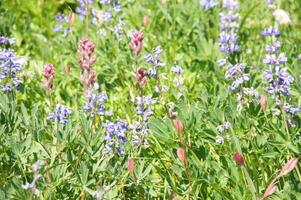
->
261, 95, 267, 112
260, 181, 277, 200
233, 152, 245, 166
67, 12, 75, 26
177, 148, 186, 162
127, 159, 135, 175
143, 16, 149, 27
43, 64, 55, 79
129, 31, 144, 56
278, 157, 298, 178
136, 68, 147, 88
172, 118, 183, 135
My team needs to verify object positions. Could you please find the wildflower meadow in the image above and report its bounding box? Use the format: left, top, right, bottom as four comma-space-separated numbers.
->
1, 0, 301, 199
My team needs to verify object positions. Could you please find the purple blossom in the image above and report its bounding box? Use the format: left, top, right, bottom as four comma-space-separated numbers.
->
261, 27, 280, 37
53, 25, 63, 32
263, 67, 293, 96
265, 41, 281, 53
225, 63, 245, 78
200, 0, 218, 11
222, 0, 239, 10
76, 0, 94, 19
132, 121, 149, 146
103, 120, 129, 156
217, 122, 231, 133
171, 65, 183, 74
47, 104, 72, 124
136, 95, 156, 122
0, 49, 26, 92
83, 86, 112, 117
0, 36, 16, 45
262, 27, 293, 98
284, 104, 301, 116
55, 14, 65, 22
218, 1, 240, 56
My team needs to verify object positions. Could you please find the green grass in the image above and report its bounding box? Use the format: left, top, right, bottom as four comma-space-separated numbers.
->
1, 0, 301, 199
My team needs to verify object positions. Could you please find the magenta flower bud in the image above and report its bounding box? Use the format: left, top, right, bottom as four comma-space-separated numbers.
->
136, 68, 147, 88
43, 64, 55, 79
129, 31, 144, 56
233, 152, 245, 166
78, 38, 95, 56
42, 64, 55, 90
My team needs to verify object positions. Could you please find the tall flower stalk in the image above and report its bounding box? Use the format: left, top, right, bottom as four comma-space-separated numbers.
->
78, 38, 96, 90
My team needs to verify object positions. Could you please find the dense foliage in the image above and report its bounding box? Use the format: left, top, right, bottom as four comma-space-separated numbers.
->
1, 0, 301, 199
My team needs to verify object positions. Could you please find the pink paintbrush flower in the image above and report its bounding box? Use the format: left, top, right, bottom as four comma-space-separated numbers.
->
129, 31, 144, 56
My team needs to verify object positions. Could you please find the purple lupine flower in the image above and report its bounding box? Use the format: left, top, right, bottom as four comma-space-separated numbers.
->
263, 54, 278, 65
225, 63, 249, 92
225, 63, 245, 78
265, 41, 281, 53
136, 95, 156, 122
222, 0, 239, 10
171, 65, 184, 88
0, 49, 26, 92
200, 0, 218, 11
0, 36, 16, 45
114, 1, 121, 12
53, 13, 73, 35
132, 121, 149, 146
146, 46, 165, 80
103, 120, 129, 156
171, 65, 183, 74
283, 104, 301, 116
218, 59, 227, 67
47, 104, 72, 124
218, 0, 240, 55
101, 10, 113, 22
76, 0, 94, 20
53, 25, 63, 32
217, 122, 231, 133
83, 84, 112, 117
132, 94, 156, 147
264, 67, 293, 96
262, 28, 293, 97
55, 14, 65, 22
261, 27, 280, 37
110, 20, 124, 40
